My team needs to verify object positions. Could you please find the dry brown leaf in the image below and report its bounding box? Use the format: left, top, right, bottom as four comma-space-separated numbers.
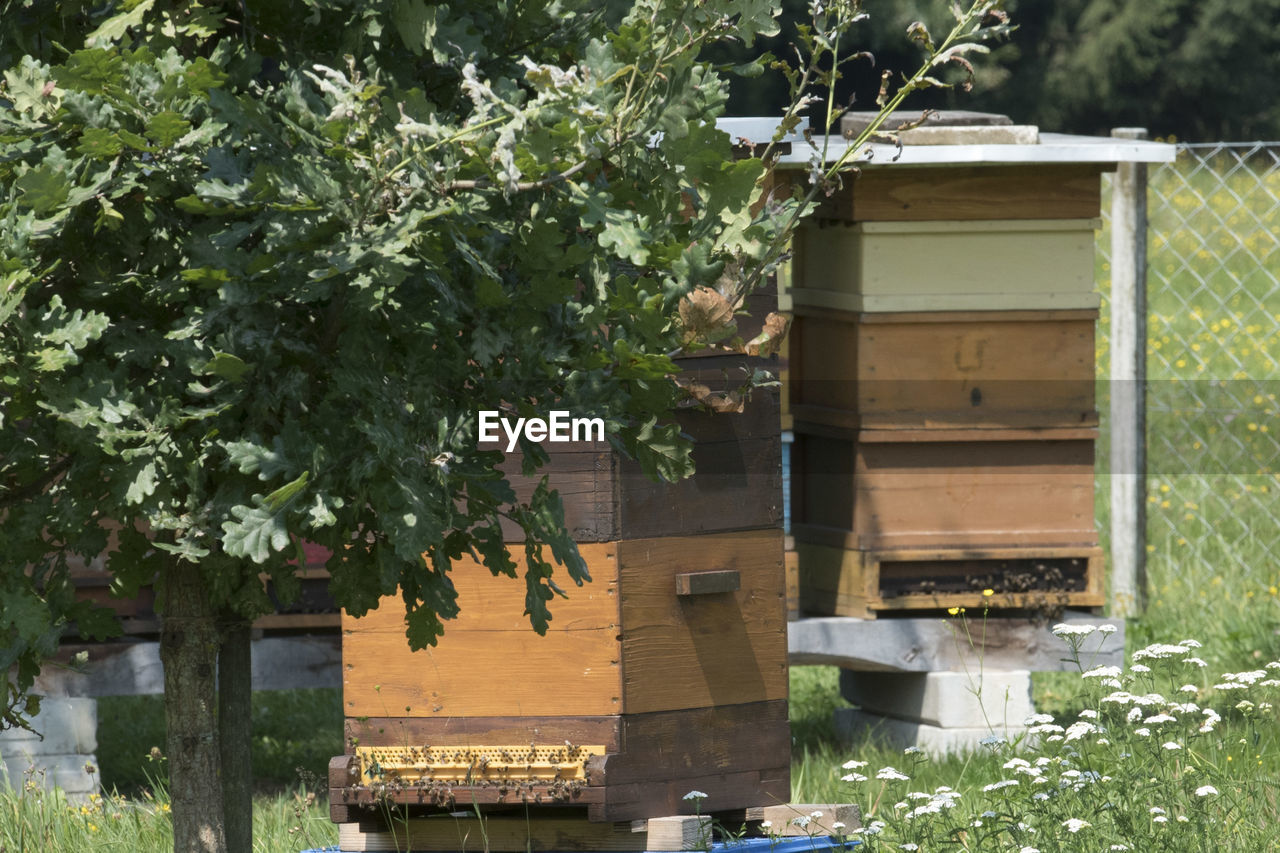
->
679, 285, 735, 339
746, 312, 790, 357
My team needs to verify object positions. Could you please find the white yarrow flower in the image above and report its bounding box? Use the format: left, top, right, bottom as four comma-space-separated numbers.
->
842, 760, 868, 770
1195, 785, 1219, 797
841, 773, 868, 783
1062, 818, 1091, 833
877, 766, 910, 781
682, 790, 707, 801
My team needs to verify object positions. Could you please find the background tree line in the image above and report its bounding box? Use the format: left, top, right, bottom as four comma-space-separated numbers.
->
715, 0, 1280, 141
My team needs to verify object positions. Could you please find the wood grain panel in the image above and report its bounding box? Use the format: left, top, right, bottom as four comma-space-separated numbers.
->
794, 218, 1100, 313
810, 164, 1106, 222
344, 716, 622, 752
343, 544, 621, 718
790, 309, 1098, 431
791, 432, 1098, 550
487, 356, 782, 542
605, 701, 790, 787
338, 815, 650, 852
591, 767, 791, 823
618, 531, 787, 714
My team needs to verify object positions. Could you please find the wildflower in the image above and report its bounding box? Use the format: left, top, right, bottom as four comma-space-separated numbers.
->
1019, 846, 1041, 853
1184, 657, 1208, 668
1179, 639, 1202, 648
1003, 758, 1031, 769
982, 779, 1018, 792
1213, 682, 1248, 690
1200, 709, 1221, 732
902, 746, 922, 755
1235, 700, 1255, 713
1127, 707, 1144, 722
760, 821, 773, 830
877, 766, 910, 781
1025, 713, 1056, 725
1028, 723, 1064, 734
982, 588, 994, 597
841, 773, 867, 783
682, 790, 708, 801
947, 606, 961, 615
1095, 738, 1110, 745
981, 810, 997, 818
1099, 624, 1118, 635
809, 811, 824, 819
842, 760, 868, 770
900, 845, 919, 851
1133, 643, 1191, 660
1110, 845, 1130, 851
1134, 727, 1151, 736
980, 735, 1007, 747
1065, 721, 1099, 741
1177, 815, 1189, 823
1195, 785, 1219, 797
1052, 624, 1097, 638
1083, 666, 1122, 679
1178, 684, 1199, 694
1223, 670, 1268, 684
1144, 713, 1177, 724
1153, 815, 1169, 824
1033, 792, 1050, 801
791, 816, 811, 828
1062, 818, 1091, 833
1150, 806, 1166, 815
1078, 709, 1099, 719
1131, 664, 1151, 673
831, 822, 846, 832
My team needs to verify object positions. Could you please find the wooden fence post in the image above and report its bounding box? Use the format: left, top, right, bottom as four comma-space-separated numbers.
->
1108, 127, 1149, 618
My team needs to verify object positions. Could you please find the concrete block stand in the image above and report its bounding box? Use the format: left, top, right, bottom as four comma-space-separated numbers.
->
0, 697, 99, 801
836, 669, 1033, 755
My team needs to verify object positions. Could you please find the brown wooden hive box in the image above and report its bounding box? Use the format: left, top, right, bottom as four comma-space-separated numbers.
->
790, 423, 1099, 552
788, 308, 1098, 432
332, 355, 789, 825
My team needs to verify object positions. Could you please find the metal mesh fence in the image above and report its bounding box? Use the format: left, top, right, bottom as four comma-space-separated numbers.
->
1096, 143, 1280, 597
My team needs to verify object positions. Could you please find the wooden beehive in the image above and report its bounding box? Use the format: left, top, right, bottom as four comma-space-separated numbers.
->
786, 157, 1109, 618
330, 354, 789, 826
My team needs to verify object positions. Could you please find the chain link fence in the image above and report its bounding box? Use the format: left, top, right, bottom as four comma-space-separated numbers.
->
1097, 143, 1280, 609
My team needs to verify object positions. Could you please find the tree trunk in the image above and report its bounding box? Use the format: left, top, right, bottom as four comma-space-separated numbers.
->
160, 559, 227, 853
219, 616, 254, 853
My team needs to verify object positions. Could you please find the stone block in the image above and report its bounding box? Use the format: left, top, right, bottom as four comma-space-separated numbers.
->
0, 697, 97, 754
835, 708, 1026, 756
840, 670, 1034, 729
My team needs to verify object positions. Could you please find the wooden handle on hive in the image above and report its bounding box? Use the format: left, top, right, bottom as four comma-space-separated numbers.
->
675, 570, 740, 596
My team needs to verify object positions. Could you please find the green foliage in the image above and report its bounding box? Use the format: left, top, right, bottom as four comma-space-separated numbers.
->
0, 0, 795, 729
